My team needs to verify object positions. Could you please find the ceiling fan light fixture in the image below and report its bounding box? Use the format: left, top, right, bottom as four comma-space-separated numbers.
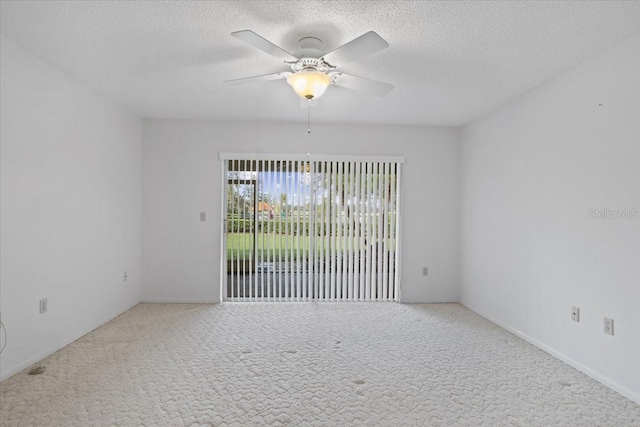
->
287, 69, 331, 100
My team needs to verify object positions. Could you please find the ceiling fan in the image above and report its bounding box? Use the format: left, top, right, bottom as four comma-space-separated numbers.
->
224, 30, 394, 104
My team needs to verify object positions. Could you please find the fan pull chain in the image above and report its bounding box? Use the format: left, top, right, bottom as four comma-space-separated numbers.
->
307, 99, 311, 134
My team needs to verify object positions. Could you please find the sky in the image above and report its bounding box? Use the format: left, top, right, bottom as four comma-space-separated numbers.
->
229, 170, 316, 206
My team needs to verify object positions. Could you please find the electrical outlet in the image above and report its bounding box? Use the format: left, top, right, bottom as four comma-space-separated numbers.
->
123, 271, 128, 282
39, 298, 47, 315
200, 212, 207, 222
604, 317, 614, 336
422, 267, 428, 276
571, 306, 580, 322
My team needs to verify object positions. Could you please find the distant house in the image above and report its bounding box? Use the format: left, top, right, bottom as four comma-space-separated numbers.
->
255, 201, 274, 219
256, 201, 272, 212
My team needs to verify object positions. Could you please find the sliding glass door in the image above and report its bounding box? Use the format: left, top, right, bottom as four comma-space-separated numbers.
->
223, 156, 403, 302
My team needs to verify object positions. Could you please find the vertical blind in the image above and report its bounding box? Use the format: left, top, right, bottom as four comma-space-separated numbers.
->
222, 155, 403, 302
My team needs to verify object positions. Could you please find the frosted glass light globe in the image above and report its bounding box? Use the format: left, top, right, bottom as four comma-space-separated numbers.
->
287, 70, 331, 100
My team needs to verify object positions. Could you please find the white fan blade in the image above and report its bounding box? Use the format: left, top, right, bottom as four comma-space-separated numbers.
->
231, 30, 298, 62
322, 31, 389, 68
332, 73, 394, 97
224, 72, 290, 85
300, 98, 319, 109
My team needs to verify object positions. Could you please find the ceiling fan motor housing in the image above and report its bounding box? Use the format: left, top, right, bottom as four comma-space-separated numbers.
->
290, 57, 333, 73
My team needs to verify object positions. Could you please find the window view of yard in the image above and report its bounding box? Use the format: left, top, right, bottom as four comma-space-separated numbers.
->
224, 159, 401, 301
226, 160, 398, 268
226, 229, 397, 261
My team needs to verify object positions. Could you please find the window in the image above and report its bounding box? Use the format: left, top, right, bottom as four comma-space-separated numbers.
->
222, 155, 404, 302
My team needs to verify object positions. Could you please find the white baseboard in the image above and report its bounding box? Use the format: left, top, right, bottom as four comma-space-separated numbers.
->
141, 298, 219, 304
0, 301, 140, 382
460, 301, 640, 405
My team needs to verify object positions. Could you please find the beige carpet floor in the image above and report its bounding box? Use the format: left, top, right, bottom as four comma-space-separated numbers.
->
1, 303, 639, 426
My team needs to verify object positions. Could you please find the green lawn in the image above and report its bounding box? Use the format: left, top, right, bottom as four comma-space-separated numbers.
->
226, 232, 396, 261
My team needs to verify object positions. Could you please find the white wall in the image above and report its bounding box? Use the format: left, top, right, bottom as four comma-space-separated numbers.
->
142, 120, 459, 304
0, 37, 142, 380
460, 33, 640, 402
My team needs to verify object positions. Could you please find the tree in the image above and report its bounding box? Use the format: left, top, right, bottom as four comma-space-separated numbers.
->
279, 193, 288, 216
226, 171, 253, 218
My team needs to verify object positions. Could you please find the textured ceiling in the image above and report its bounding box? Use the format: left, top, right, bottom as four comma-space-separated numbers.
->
1, 1, 639, 126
